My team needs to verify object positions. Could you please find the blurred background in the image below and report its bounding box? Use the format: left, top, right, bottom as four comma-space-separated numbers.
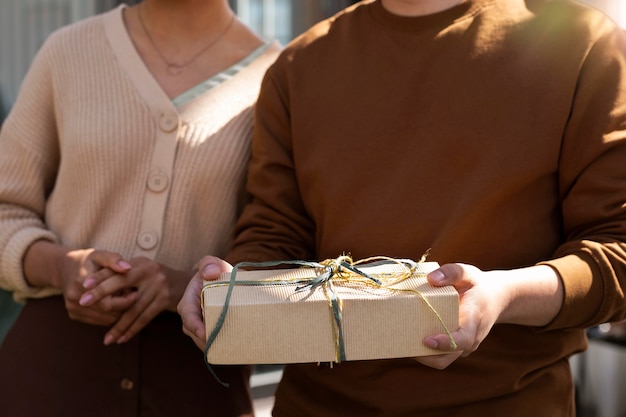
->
1, 1, 625, 416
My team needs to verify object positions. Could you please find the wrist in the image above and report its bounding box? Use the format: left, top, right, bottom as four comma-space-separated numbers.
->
23, 240, 69, 289
497, 265, 564, 327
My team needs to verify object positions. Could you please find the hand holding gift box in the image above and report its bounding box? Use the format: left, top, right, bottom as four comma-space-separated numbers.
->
201, 256, 459, 366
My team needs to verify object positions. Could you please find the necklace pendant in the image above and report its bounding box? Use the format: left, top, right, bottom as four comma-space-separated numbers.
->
167, 65, 184, 75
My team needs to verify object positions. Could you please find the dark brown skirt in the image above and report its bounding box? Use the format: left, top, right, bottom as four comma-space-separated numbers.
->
0, 296, 252, 417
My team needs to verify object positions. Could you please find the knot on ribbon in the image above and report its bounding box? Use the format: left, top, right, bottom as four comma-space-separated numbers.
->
298, 255, 384, 292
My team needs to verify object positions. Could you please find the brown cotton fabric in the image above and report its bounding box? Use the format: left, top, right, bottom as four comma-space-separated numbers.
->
227, 0, 626, 416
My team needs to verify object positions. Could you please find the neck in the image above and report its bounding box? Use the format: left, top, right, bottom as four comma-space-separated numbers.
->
139, 0, 232, 37
381, 0, 465, 16
129, 0, 243, 77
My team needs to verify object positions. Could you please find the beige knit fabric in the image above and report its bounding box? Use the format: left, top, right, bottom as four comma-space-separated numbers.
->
0, 6, 281, 301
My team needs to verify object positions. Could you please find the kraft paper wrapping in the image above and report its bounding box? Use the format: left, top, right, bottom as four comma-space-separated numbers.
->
202, 260, 458, 365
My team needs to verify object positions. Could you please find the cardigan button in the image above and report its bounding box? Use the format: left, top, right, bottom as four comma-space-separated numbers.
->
137, 230, 159, 250
120, 378, 134, 390
159, 113, 179, 133
147, 170, 169, 193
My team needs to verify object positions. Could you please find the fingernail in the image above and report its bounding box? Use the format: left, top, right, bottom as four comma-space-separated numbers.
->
425, 337, 439, 349
202, 263, 220, 278
118, 260, 132, 269
83, 278, 95, 289
79, 293, 93, 306
429, 270, 445, 284
117, 335, 127, 344
104, 334, 115, 345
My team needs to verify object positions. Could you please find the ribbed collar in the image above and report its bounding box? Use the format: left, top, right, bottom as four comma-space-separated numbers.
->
368, 0, 495, 32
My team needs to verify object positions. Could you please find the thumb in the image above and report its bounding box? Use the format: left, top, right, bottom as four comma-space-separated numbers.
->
197, 256, 232, 281
426, 263, 464, 287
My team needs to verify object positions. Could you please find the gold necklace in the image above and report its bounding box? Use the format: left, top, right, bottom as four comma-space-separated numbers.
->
138, 5, 236, 76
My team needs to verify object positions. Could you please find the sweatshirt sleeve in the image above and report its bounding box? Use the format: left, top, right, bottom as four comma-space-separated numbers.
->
542, 26, 626, 330
227, 57, 316, 265
0, 37, 62, 301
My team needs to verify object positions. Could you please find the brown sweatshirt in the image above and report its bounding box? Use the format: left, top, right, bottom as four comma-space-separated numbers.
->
228, 0, 626, 415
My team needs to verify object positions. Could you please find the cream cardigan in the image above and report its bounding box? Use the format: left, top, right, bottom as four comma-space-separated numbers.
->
0, 6, 280, 301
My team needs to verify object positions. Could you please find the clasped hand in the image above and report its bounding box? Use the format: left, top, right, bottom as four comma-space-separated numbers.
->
61, 248, 189, 345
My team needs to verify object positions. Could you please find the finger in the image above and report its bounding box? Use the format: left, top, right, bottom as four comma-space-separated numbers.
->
426, 263, 466, 287
111, 304, 158, 345
417, 329, 465, 369
414, 352, 463, 370
103, 299, 157, 345
89, 250, 132, 273
103, 273, 165, 345
82, 250, 134, 290
424, 332, 461, 352
177, 275, 207, 348
65, 302, 119, 326
424, 316, 479, 357
63, 280, 89, 305
79, 275, 133, 307
184, 327, 207, 351
197, 256, 232, 281
68, 291, 137, 326
97, 290, 140, 313
83, 267, 117, 289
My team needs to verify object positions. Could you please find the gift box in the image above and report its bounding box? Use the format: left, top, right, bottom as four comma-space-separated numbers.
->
202, 258, 458, 365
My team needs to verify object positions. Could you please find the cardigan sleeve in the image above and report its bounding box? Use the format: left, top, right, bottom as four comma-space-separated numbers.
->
0, 37, 62, 301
